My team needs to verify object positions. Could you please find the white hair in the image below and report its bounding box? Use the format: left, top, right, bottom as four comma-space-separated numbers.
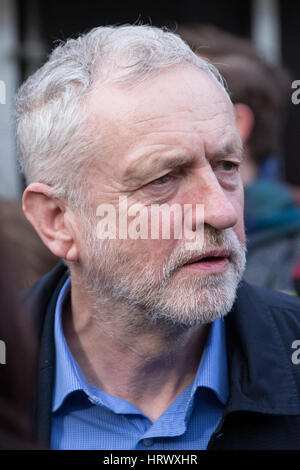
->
15, 24, 228, 211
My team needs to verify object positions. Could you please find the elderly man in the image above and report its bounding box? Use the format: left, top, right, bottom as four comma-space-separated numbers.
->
17, 25, 300, 450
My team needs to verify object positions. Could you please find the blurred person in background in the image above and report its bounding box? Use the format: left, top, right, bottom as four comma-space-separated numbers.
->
0, 210, 38, 449
293, 256, 300, 296
178, 24, 300, 293
0, 197, 58, 290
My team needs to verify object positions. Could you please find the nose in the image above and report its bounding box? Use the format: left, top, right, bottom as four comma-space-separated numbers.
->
189, 168, 239, 232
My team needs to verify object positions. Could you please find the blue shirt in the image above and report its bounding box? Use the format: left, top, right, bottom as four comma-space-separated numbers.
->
51, 277, 229, 450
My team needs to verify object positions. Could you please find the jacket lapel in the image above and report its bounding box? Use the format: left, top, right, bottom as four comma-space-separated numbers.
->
22, 261, 69, 446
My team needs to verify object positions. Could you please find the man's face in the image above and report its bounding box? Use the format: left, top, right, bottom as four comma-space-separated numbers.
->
78, 64, 246, 328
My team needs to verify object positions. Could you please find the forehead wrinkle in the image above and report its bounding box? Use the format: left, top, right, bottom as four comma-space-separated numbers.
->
131, 108, 230, 131
130, 129, 203, 138
132, 114, 175, 127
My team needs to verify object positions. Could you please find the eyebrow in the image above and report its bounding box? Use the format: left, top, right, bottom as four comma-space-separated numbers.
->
123, 154, 196, 182
208, 141, 244, 160
153, 155, 196, 171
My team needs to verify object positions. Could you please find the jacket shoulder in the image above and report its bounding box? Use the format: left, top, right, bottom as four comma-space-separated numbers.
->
240, 280, 300, 313
235, 280, 300, 347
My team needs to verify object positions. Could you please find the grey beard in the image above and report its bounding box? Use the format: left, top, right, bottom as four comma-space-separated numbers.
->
80, 225, 246, 331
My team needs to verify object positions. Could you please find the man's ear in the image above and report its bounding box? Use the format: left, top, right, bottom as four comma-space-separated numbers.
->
234, 103, 255, 144
22, 183, 79, 262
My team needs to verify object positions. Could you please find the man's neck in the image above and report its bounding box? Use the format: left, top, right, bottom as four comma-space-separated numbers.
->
62, 278, 210, 422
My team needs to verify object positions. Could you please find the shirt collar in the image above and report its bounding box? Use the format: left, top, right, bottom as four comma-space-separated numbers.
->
52, 276, 85, 412
192, 315, 229, 406
52, 275, 228, 412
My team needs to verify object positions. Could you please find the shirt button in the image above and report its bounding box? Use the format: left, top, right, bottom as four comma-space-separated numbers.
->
142, 438, 153, 447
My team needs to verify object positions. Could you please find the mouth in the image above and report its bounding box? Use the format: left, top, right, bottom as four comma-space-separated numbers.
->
182, 250, 231, 273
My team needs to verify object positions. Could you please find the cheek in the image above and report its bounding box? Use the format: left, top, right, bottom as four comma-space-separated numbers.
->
132, 208, 180, 269
230, 187, 245, 246
117, 236, 176, 268
232, 201, 245, 247
233, 220, 246, 247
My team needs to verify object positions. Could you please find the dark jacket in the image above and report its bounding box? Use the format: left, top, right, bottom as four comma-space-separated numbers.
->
22, 262, 300, 450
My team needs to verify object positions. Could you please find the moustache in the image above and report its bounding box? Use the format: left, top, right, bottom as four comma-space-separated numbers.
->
163, 228, 244, 275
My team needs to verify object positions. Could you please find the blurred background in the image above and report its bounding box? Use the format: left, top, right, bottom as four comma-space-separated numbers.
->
1, 0, 300, 293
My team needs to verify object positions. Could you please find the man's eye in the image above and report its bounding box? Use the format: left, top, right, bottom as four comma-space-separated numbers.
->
151, 175, 172, 185
220, 161, 239, 171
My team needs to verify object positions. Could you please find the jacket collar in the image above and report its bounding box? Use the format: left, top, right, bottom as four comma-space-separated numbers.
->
23, 261, 69, 446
